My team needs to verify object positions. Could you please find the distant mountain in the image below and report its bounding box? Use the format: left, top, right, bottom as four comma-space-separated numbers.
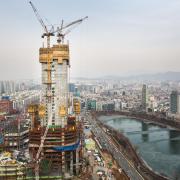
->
123, 72, 180, 81
73, 72, 180, 81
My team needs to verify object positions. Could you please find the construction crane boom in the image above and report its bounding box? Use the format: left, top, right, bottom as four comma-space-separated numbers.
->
56, 16, 88, 43
29, 1, 48, 34
29, 1, 54, 47
29, 2, 53, 180
62, 16, 88, 30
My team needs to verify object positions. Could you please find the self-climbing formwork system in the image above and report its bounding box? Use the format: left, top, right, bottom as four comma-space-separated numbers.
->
28, 44, 83, 177
28, 2, 86, 178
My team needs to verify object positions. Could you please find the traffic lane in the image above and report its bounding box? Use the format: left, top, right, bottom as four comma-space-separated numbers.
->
103, 134, 142, 180
88, 117, 144, 180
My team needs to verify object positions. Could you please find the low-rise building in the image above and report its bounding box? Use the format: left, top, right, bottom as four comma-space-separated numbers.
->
0, 152, 26, 180
2, 115, 29, 151
0, 99, 13, 115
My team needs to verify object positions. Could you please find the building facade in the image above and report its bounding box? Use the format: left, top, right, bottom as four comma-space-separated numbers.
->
142, 84, 148, 111
170, 90, 180, 114
28, 44, 82, 176
0, 99, 13, 115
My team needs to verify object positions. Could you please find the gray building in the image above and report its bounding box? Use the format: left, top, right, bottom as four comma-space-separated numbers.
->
142, 84, 148, 111
170, 91, 180, 114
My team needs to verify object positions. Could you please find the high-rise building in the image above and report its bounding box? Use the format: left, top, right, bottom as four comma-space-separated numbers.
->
28, 43, 82, 176
141, 84, 148, 111
0, 82, 3, 95
27, 4, 87, 176
2, 81, 15, 94
40, 44, 69, 127
69, 83, 75, 93
86, 99, 96, 111
170, 91, 180, 114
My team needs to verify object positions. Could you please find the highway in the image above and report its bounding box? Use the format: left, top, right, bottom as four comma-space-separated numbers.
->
87, 114, 145, 180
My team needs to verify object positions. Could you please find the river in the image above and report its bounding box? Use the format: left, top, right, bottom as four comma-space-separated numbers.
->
99, 115, 180, 179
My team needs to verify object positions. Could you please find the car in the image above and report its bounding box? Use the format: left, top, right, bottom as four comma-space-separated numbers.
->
93, 153, 99, 156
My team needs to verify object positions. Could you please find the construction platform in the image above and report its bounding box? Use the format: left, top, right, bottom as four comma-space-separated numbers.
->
29, 121, 83, 176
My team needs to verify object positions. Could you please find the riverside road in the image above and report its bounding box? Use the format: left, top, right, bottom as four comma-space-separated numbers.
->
86, 114, 144, 180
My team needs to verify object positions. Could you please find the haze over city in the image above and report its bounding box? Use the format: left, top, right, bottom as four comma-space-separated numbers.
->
0, 0, 180, 80
1, 1, 180, 179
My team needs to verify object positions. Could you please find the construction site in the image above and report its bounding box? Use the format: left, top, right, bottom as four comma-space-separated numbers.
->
0, 1, 87, 180
0, 2, 87, 180
27, 1, 87, 179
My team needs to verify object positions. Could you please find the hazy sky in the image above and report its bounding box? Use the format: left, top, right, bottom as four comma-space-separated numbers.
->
0, 0, 180, 80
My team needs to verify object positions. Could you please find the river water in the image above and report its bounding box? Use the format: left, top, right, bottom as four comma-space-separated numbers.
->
99, 115, 180, 179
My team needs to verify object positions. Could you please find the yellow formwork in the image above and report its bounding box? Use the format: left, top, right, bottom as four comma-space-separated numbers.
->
28, 104, 39, 114
59, 105, 67, 117
73, 100, 81, 115
38, 105, 46, 118
28, 104, 45, 118
39, 44, 69, 64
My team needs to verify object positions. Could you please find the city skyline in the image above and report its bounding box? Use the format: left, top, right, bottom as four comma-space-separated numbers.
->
1, 1, 180, 179
0, 0, 180, 80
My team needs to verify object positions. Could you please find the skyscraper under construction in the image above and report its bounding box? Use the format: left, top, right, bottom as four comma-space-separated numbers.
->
29, 44, 82, 176
28, 1, 87, 177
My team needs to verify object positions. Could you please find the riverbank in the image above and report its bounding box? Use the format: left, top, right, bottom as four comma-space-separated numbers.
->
94, 111, 180, 130
92, 112, 170, 180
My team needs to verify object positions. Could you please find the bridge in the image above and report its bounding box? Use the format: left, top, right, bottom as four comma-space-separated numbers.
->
125, 128, 169, 135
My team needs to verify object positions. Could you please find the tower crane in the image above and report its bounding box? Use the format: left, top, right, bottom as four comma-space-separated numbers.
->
29, 2, 88, 180
29, 1, 88, 46
29, 2, 53, 180
29, 1, 54, 48
56, 16, 88, 44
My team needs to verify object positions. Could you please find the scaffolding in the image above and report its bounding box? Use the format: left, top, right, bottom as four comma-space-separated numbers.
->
28, 2, 87, 178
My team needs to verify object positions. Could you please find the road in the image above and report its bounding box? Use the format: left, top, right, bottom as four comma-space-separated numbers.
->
87, 114, 145, 180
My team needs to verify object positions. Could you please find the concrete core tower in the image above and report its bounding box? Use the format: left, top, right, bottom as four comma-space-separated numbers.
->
28, 43, 82, 177
40, 44, 69, 127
